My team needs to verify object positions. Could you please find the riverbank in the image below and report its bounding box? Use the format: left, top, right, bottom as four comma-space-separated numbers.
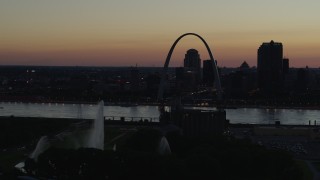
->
2, 100, 320, 111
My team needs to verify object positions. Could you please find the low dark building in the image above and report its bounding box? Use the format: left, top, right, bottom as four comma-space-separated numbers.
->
283, 58, 289, 74
203, 59, 215, 86
160, 106, 226, 136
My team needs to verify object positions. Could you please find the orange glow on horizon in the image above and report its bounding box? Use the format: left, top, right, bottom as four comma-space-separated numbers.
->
0, 1, 319, 67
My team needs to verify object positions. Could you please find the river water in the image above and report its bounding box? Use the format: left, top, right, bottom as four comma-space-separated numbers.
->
0, 102, 319, 125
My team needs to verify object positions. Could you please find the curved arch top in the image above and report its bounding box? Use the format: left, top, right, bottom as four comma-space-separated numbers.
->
157, 33, 222, 101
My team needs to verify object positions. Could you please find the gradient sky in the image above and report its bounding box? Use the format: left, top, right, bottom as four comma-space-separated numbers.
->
1, 0, 320, 67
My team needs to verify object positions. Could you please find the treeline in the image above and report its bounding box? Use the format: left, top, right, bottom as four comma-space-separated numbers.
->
20, 129, 303, 180
0, 117, 80, 149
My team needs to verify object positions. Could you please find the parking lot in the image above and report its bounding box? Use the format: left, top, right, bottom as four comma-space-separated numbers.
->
230, 126, 320, 160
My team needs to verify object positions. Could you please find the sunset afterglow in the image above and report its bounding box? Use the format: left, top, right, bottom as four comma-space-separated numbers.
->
1, 0, 320, 67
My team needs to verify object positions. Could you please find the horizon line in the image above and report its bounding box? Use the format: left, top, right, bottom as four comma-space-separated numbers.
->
0, 64, 318, 69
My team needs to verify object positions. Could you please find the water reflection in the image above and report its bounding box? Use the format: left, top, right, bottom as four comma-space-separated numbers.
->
0, 102, 319, 125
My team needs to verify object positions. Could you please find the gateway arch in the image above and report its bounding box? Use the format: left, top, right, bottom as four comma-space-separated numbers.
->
157, 33, 222, 102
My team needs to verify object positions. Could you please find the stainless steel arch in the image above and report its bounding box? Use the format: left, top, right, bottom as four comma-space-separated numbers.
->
157, 33, 222, 101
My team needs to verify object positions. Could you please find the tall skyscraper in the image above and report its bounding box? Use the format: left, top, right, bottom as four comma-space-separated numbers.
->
257, 40, 283, 93
184, 49, 201, 69
184, 49, 201, 84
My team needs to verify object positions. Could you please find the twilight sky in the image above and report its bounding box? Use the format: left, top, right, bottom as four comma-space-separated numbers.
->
1, 0, 320, 67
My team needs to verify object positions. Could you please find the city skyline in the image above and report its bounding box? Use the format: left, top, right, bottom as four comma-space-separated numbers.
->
1, 1, 320, 67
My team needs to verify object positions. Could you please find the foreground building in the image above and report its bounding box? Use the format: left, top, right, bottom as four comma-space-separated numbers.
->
159, 101, 227, 136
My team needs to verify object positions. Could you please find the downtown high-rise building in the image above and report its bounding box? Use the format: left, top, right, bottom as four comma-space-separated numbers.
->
257, 40, 283, 93
184, 49, 201, 84
175, 49, 202, 92
184, 49, 201, 69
